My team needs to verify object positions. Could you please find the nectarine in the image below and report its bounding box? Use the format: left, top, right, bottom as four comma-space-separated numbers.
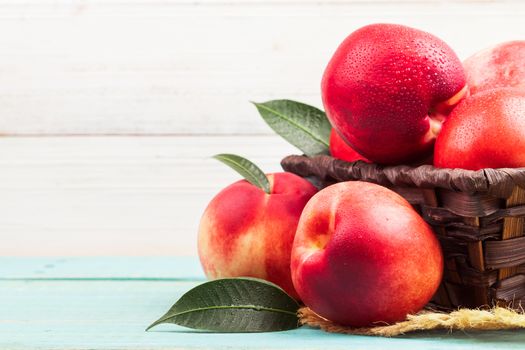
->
198, 172, 317, 299
329, 129, 370, 163
322, 23, 466, 165
291, 181, 443, 326
464, 41, 525, 95
434, 88, 525, 170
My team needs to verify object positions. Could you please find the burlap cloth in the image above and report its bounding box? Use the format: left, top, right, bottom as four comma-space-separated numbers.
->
299, 306, 525, 336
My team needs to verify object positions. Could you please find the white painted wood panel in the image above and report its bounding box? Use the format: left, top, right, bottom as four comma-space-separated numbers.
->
0, 0, 523, 135
1, 1, 525, 256
0, 136, 298, 256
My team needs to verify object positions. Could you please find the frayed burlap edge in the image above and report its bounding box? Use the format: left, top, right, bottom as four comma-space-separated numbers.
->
299, 306, 525, 337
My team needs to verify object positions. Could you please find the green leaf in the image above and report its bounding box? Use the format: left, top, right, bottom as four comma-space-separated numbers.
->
253, 100, 331, 156
213, 154, 271, 194
146, 278, 300, 332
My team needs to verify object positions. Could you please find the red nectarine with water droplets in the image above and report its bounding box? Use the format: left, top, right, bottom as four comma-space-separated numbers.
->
198, 172, 317, 299
434, 88, 525, 170
464, 41, 525, 95
291, 181, 443, 327
322, 23, 466, 165
329, 129, 370, 163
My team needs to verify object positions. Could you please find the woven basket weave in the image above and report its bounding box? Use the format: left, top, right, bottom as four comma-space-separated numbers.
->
281, 154, 525, 310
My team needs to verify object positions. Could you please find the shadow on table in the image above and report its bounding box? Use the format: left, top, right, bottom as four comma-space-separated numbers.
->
148, 329, 293, 334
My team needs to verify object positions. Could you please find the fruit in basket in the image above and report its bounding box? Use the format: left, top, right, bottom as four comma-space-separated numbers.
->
322, 23, 466, 165
329, 129, 370, 163
434, 88, 525, 170
291, 181, 443, 327
198, 165, 317, 299
464, 41, 525, 95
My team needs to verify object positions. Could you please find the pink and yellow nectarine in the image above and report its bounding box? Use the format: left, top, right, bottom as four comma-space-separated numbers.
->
198, 172, 317, 299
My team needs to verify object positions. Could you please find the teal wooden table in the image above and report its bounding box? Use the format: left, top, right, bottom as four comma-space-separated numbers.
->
2, 257, 525, 349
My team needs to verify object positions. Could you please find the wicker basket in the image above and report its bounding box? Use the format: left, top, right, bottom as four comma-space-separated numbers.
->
281, 154, 525, 310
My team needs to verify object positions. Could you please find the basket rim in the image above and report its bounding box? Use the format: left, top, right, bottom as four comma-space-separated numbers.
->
281, 154, 525, 198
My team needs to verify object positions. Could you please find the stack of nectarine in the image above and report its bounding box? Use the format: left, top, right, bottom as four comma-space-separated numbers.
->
327, 26, 525, 170
198, 24, 525, 328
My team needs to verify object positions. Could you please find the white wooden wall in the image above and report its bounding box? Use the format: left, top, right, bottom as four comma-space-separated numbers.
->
1, 0, 524, 256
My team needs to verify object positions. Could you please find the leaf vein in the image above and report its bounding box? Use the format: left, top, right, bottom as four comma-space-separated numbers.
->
256, 103, 330, 147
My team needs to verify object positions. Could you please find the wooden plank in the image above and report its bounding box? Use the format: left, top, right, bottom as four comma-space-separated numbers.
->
499, 187, 525, 279
0, 1, 523, 135
1, 258, 525, 350
467, 241, 485, 272
0, 257, 204, 280
0, 0, 503, 4
0, 136, 298, 256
